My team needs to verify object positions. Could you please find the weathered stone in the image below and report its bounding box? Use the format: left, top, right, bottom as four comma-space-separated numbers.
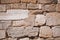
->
55, 38, 60, 40
13, 15, 35, 27
0, 4, 6, 12
35, 14, 46, 26
39, 26, 52, 38
0, 21, 11, 29
19, 38, 29, 40
7, 27, 25, 38
0, 30, 5, 39
0, 9, 29, 20
58, 0, 60, 3
42, 4, 56, 11
7, 3, 26, 9
52, 27, 60, 37
45, 38, 54, 40
33, 38, 44, 40
27, 3, 39, 9
0, 23, 3, 29
46, 12, 60, 26
24, 26, 39, 37
1, 0, 20, 3
8, 38, 17, 40
56, 4, 60, 11
21, 0, 36, 3
38, 0, 56, 3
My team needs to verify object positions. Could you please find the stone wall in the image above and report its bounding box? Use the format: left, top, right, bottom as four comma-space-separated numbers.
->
0, 0, 60, 40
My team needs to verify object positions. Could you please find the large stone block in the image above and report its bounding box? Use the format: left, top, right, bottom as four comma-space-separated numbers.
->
0, 9, 29, 20
6, 3, 26, 9
42, 4, 56, 11
21, 0, 36, 3
1, 0, 20, 3
39, 26, 52, 38
0, 30, 5, 39
52, 27, 60, 37
46, 12, 60, 26
0, 4, 6, 12
35, 14, 46, 26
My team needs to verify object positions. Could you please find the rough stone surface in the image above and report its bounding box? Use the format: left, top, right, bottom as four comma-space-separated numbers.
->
0, 21, 11, 29
7, 27, 25, 38
55, 38, 60, 40
56, 4, 60, 11
35, 14, 46, 26
45, 38, 54, 40
6, 3, 26, 9
39, 26, 52, 38
38, 0, 55, 3
24, 26, 39, 37
46, 12, 60, 26
19, 38, 29, 40
21, 0, 36, 3
1, 0, 20, 3
12, 15, 35, 27
0, 9, 29, 20
33, 38, 44, 40
42, 4, 56, 11
0, 4, 6, 12
0, 30, 5, 39
52, 27, 60, 37
27, 3, 39, 9
58, 0, 60, 3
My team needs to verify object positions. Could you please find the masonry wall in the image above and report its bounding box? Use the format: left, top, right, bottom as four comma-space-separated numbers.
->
0, 0, 60, 40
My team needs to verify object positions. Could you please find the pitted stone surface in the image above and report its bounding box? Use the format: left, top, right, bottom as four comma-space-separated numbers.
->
39, 26, 52, 38
19, 38, 29, 40
35, 14, 46, 26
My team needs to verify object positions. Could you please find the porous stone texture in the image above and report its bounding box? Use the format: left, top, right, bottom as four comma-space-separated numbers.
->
35, 14, 46, 26
45, 38, 54, 40
55, 38, 60, 40
33, 38, 44, 40
0, 30, 5, 39
46, 12, 60, 26
39, 26, 52, 38
52, 27, 60, 37
56, 4, 60, 11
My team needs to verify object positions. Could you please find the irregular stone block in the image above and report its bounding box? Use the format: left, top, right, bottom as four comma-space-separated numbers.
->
27, 3, 39, 9
1, 0, 20, 3
0, 30, 5, 39
7, 27, 25, 38
33, 38, 44, 40
19, 38, 29, 40
7, 3, 26, 9
52, 27, 60, 37
35, 14, 46, 26
46, 12, 60, 26
21, 0, 36, 3
55, 38, 60, 40
0, 9, 29, 20
0, 4, 6, 12
42, 4, 56, 11
39, 26, 52, 38
24, 26, 39, 37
